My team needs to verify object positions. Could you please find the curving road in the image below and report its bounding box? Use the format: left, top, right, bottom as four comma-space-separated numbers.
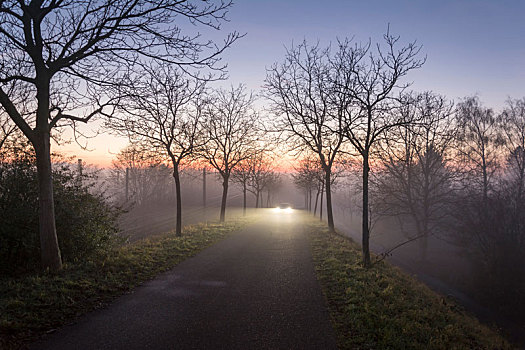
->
31, 209, 337, 350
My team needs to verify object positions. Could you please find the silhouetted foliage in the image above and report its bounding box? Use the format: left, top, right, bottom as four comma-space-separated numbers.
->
0, 144, 121, 276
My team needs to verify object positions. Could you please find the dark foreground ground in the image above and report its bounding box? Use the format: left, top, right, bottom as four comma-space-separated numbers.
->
31, 210, 337, 350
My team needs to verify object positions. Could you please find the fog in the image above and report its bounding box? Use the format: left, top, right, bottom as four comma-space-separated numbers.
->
102, 164, 524, 343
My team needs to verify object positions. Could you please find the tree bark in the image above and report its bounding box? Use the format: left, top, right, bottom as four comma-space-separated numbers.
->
482, 154, 488, 203
313, 187, 320, 215
220, 175, 229, 222
362, 152, 371, 267
35, 133, 63, 271
173, 165, 182, 236
320, 181, 324, 220
34, 71, 62, 271
325, 170, 335, 230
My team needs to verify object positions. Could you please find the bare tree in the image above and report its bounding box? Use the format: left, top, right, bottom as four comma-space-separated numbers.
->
231, 158, 252, 216
0, 109, 17, 152
108, 64, 207, 236
292, 156, 322, 211
499, 97, 525, 203
0, 0, 240, 270
263, 171, 282, 208
232, 149, 277, 212
374, 92, 456, 261
334, 31, 425, 267
455, 96, 501, 202
110, 143, 170, 206
248, 152, 276, 209
265, 41, 346, 231
201, 85, 258, 222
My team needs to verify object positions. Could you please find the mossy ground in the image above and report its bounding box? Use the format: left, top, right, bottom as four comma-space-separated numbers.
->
0, 217, 252, 349
307, 221, 511, 349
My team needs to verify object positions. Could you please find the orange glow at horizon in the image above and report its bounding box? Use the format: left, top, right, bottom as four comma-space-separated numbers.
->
53, 132, 298, 171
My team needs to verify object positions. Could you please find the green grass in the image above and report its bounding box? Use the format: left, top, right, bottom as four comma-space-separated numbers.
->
307, 221, 511, 350
0, 217, 253, 349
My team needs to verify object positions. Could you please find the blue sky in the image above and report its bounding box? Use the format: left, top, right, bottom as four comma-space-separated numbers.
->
215, 0, 525, 109
61, 0, 525, 165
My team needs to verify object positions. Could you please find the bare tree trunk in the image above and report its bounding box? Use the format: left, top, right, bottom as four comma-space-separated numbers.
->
482, 154, 488, 203
517, 157, 525, 204
220, 175, 229, 222
243, 183, 247, 216
362, 153, 371, 267
35, 134, 62, 271
320, 181, 324, 220
325, 170, 335, 230
173, 165, 182, 236
202, 167, 206, 208
305, 191, 308, 210
255, 190, 260, 209
314, 187, 320, 215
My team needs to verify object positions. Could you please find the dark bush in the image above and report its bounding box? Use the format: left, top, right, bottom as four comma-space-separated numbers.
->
0, 146, 121, 276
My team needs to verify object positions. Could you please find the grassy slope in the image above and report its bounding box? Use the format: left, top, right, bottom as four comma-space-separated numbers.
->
0, 217, 252, 349
307, 222, 511, 350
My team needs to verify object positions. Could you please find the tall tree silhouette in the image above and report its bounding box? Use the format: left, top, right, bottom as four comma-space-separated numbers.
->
201, 85, 258, 222
266, 41, 346, 231
109, 64, 208, 236
0, 0, 240, 270
334, 31, 425, 267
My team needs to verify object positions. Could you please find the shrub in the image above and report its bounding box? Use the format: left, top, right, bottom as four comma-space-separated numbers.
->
0, 145, 121, 276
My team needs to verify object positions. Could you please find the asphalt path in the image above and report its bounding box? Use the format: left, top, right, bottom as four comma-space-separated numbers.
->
31, 210, 337, 350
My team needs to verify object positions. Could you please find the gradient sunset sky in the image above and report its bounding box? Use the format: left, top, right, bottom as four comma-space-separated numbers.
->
59, 0, 525, 167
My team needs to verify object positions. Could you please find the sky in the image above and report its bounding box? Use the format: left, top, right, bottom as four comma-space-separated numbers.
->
58, 0, 525, 167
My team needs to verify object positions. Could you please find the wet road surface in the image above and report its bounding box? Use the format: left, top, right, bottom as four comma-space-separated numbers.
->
31, 210, 337, 350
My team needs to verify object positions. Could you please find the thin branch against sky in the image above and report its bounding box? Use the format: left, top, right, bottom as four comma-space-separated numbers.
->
54, 0, 525, 166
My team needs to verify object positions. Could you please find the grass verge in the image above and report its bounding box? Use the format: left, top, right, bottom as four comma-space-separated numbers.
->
0, 217, 253, 349
307, 221, 511, 349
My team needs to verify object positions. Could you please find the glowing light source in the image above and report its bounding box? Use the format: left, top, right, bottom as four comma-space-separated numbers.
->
274, 203, 293, 214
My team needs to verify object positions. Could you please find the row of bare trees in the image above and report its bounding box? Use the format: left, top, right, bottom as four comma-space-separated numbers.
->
231, 150, 281, 214
106, 61, 261, 236
374, 95, 525, 263
271, 30, 525, 287
266, 30, 425, 267
0, 0, 243, 271
373, 95, 525, 318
